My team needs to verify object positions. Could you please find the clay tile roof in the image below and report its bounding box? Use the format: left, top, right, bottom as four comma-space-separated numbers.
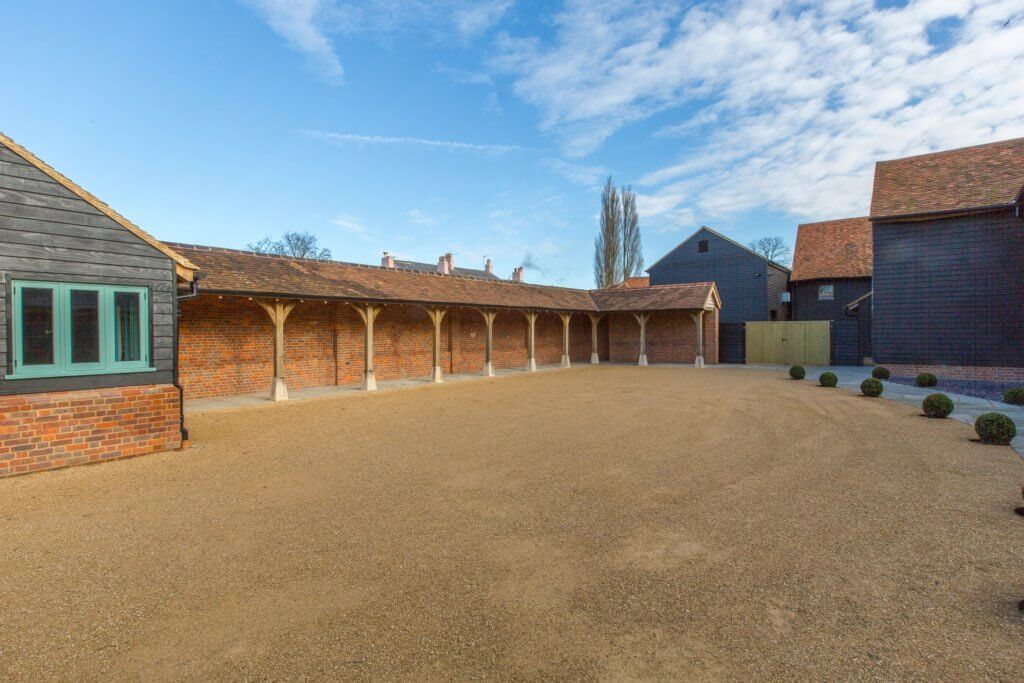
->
870, 137, 1024, 219
589, 282, 720, 311
0, 130, 199, 281
790, 217, 872, 282
610, 276, 649, 289
170, 244, 720, 313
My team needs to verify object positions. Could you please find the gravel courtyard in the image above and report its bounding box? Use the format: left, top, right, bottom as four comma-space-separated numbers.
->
2, 366, 1022, 680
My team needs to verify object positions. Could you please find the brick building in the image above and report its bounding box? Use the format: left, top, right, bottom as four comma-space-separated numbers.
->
170, 244, 721, 402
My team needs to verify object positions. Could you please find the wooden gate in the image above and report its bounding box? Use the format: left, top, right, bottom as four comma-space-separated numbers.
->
745, 321, 830, 365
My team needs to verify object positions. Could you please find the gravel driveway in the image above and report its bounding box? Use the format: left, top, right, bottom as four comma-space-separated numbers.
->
1, 366, 1022, 679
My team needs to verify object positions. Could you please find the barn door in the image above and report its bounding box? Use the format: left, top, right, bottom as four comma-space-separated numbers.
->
745, 321, 830, 365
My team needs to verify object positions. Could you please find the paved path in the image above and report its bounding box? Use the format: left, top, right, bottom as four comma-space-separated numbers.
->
796, 366, 1024, 456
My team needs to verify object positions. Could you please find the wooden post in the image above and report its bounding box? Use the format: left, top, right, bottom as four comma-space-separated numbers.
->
691, 310, 705, 368
559, 312, 572, 368
587, 313, 604, 364
478, 309, 497, 377
523, 311, 538, 372
631, 311, 650, 366
256, 299, 297, 401
352, 303, 383, 390
424, 307, 448, 382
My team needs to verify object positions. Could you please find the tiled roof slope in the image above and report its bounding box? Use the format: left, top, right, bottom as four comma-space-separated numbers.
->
870, 137, 1024, 219
790, 217, 873, 282
0, 131, 199, 281
171, 244, 718, 312
611, 276, 650, 289
394, 259, 499, 280
590, 283, 720, 311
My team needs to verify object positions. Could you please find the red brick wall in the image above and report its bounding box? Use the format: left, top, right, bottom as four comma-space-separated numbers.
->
0, 384, 181, 478
179, 295, 708, 400
608, 310, 718, 364
884, 364, 1024, 382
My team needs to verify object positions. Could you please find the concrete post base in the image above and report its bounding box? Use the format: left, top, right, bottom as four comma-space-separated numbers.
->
363, 371, 377, 391
560, 355, 571, 368
527, 358, 537, 372
432, 366, 444, 383
638, 354, 648, 367
590, 353, 600, 365
269, 377, 289, 401
694, 356, 705, 368
483, 361, 495, 377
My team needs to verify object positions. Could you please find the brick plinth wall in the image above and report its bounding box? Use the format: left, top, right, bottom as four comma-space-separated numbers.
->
0, 384, 181, 478
884, 364, 1024, 383
179, 296, 627, 400
607, 309, 719, 364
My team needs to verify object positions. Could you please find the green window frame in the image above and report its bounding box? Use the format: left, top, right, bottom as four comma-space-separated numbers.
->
9, 280, 152, 379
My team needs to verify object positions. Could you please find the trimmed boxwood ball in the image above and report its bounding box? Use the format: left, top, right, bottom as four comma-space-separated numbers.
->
789, 365, 806, 380
1003, 387, 1024, 405
922, 393, 953, 419
861, 378, 884, 397
915, 373, 938, 388
871, 366, 891, 380
975, 413, 1017, 445
819, 371, 838, 387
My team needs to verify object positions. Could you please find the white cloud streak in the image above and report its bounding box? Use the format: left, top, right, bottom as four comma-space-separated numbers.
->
305, 130, 528, 154
244, 0, 344, 82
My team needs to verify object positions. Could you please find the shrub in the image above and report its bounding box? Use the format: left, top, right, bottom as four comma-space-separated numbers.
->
872, 366, 891, 380
1003, 387, 1024, 405
860, 378, 884, 397
975, 413, 1017, 445
789, 365, 806, 380
922, 393, 953, 419
819, 371, 838, 387
915, 373, 938, 388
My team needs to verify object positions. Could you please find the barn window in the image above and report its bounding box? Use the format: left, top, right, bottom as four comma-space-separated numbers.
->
698, 240, 709, 253
9, 280, 151, 378
818, 284, 835, 301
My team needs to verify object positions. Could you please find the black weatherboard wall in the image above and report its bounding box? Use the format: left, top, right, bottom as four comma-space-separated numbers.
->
790, 278, 872, 321
648, 227, 790, 324
872, 208, 1024, 368
0, 140, 177, 395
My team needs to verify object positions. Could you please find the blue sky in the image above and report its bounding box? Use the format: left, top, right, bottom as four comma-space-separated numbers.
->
2, 1, 1023, 288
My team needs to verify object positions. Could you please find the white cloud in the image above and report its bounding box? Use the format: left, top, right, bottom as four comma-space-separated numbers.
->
542, 158, 608, 188
405, 209, 440, 226
493, 0, 1024, 220
330, 213, 367, 234
243, 0, 344, 82
245, 0, 514, 81
305, 130, 528, 154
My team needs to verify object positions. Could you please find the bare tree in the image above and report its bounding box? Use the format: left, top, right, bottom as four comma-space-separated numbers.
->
748, 236, 791, 265
248, 231, 332, 260
620, 186, 643, 278
593, 177, 622, 288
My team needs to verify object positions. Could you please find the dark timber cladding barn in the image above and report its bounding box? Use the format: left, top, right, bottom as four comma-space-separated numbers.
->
0, 132, 198, 477
869, 137, 1024, 381
789, 217, 873, 365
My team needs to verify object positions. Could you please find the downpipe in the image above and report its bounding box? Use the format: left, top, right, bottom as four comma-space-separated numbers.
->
174, 277, 201, 444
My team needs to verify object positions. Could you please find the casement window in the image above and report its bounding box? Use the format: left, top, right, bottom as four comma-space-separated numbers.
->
817, 284, 835, 301
9, 280, 151, 379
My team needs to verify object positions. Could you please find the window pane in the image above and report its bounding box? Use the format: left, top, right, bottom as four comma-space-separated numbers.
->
21, 287, 55, 366
114, 291, 142, 362
70, 289, 100, 364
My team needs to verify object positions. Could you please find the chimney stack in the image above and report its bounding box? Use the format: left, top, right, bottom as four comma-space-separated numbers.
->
485, 258, 493, 275
511, 266, 524, 283
445, 253, 454, 272
381, 251, 395, 268
436, 255, 450, 275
